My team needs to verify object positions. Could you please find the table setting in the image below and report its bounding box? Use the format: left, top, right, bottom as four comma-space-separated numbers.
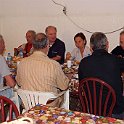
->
62, 60, 79, 94
61, 61, 82, 112
16, 104, 124, 124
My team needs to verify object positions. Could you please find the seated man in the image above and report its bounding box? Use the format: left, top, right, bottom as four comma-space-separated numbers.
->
16, 37, 69, 107
78, 32, 124, 119
15, 30, 36, 57
45, 26, 66, 64
111, 31, 124, 58
0, 34, 16, 88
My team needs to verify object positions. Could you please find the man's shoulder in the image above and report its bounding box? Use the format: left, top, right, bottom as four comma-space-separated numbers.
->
80, 55, 91, 63
80, 52, 114, 63
56, 38, 65, 45
48, 58, 60, 66
111, 46, 121, 52
18, 56, 31, 65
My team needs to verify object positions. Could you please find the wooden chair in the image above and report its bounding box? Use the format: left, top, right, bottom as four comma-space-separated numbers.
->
0, 96, 19, 122
0, 86, 20, 114
78, 77, 116, 117
17, 89, 69, 112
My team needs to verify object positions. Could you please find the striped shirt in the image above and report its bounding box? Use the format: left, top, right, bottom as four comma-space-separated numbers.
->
16, 51, 69, 94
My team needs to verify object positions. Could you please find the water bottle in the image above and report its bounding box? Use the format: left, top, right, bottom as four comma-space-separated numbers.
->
67, 60, 72, 68
7, 52, 12, 67
18, 48, 23, 58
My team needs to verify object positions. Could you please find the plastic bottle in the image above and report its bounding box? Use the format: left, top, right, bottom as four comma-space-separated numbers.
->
18, 48, 23, 58
7, 52, 12, 67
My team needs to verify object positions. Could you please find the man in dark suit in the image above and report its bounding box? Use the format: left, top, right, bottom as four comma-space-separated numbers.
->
78, 32, 124, 119
111, 31, 124, 58
45, 26, 65, 64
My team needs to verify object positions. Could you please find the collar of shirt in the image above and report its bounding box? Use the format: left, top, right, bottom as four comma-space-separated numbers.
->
93, 49, 108, 56
32, 51, 48, 58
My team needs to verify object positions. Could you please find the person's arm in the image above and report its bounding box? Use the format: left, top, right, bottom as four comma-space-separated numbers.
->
52, 42, 65, 61
16, 62, 22, 87
56, 63, 69, 91
52, 55, 61, 61
4, 75, 16, 87
0, 56, 16, 87
18, 44, 26, 51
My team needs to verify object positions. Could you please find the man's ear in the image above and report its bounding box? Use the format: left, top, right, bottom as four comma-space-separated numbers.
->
90, 43, 93, 52
106, 41, 109, 51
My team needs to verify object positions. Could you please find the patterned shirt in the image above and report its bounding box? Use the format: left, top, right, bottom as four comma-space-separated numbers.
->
16, 51, 69, 94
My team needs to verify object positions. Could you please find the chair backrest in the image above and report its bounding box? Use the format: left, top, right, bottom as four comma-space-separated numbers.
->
78, 77, 116, 117
17, 89, 69, 112
0, 96, 19, 122
60, 89, 69, 110
17, 89, 58, 111
10, 91, 20, 114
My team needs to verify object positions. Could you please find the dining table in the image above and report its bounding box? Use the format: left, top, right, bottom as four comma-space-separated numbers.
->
62, 62, 79, 94
16, 104, 124, 124
62, 62, 82, 112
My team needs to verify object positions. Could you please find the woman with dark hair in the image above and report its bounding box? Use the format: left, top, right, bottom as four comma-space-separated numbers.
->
66, 32, 91, 63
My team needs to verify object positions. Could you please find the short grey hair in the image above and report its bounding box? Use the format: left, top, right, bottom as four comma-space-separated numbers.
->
33, 38, 48, 50
45, 26, 57, 33
36, 33, 46, 41
90, 32, 108, 51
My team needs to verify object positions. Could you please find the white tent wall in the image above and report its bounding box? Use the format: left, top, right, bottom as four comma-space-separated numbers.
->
0, 0, 123, 55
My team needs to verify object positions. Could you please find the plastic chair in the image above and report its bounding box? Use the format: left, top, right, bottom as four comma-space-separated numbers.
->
78, 77, 116, 117
17, 89, 69, 112
60, 89, 69, 110
10, 91, 20, 114
0, 96, 19, 122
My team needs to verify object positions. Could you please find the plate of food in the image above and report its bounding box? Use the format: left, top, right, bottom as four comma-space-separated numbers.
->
63, 67, 74, 74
